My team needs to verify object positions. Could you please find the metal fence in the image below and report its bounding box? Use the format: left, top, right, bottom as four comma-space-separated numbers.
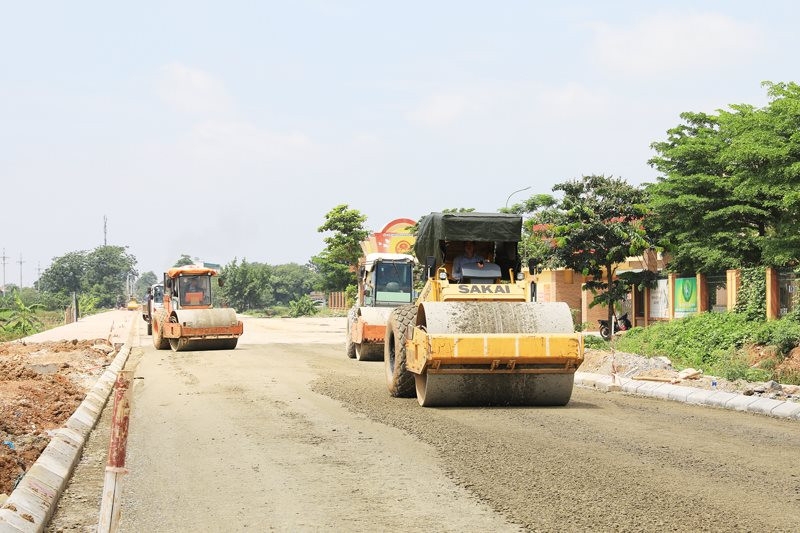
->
778, 269, 799, 317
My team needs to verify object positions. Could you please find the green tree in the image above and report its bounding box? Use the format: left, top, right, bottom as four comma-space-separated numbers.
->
648, 81, 800, 271
134, 271, 159, 300
84, 246, 138, 308
506, 193, 563, 272
174, 255, 195, 267
548, 175, 650, 325
219, 259, 274, 310
270, 263, 319, 305
38, 251, 86, 297
311, 205, 368, 292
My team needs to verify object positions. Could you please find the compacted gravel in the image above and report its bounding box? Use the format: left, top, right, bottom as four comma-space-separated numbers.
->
33, 315, 800, 532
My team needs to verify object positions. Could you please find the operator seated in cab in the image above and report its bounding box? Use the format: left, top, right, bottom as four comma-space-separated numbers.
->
182, 277, 209, 305
451, 241, 501, 284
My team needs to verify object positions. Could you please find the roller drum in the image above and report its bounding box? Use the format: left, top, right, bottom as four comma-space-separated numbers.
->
173, 308, 239, 328
415, 301, 577, 407
418, 301, 575, 335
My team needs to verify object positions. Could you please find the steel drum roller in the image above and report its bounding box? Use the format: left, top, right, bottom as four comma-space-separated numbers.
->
414, 301, 577, 407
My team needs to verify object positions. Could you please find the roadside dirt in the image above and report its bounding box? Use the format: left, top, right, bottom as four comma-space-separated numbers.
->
0, 339, 116, 498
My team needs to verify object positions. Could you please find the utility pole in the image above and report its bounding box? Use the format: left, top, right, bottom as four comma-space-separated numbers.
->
0, 248, 7, 296
18, 254, 24, 289
104, 215, 108, 246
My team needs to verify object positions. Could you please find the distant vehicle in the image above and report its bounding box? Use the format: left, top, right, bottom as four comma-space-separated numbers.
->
346, 252, 417, 362
142, 283, 164, 335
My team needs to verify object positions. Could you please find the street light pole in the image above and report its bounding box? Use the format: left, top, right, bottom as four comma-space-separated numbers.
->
505, 186, 531, 209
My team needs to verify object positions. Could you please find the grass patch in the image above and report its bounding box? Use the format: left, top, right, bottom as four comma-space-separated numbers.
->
612, 312, 800, 385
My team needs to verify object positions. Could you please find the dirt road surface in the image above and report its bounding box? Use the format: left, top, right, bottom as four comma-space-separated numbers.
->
33, 313, 800, 532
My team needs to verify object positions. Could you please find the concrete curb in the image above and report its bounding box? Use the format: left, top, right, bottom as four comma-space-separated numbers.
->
575, 372, 800, 421
0, 318, 137, 532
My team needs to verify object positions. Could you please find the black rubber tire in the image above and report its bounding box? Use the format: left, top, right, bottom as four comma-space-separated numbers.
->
599, 324, 611, 341
346, 307, 357, 359
384, 304, 417, 398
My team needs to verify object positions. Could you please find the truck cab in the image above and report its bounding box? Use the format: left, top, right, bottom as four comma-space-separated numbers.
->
360, 253, 416, 307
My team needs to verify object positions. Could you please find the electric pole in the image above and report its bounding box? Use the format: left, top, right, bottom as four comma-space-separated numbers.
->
18, 254, 24, 289
1, 248, 7, 296
104, 215, 108, 246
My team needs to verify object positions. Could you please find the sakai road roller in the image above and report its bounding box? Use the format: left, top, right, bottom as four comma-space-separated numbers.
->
346, 252, 416, 361
145, 265, 243, 351
384, 212, 584, 407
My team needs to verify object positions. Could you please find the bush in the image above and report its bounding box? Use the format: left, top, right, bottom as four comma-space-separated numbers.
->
614, 311, 800, 383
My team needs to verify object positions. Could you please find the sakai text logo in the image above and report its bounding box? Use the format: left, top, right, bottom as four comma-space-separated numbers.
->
457, 284, 511, 294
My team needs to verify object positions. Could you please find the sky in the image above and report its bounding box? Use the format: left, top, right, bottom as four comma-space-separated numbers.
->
2, 1, 799, 287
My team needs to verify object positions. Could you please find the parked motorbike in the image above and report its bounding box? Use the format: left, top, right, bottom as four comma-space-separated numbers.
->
598, 312, 632, 340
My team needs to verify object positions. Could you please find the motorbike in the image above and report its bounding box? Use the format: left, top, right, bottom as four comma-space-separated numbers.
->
598, 312, 632, 340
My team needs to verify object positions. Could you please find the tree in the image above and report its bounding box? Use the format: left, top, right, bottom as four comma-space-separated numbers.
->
506, 194, 563, 272
648, 81, 800, 271
174, 255, 195, 267
311, 205, 369, 292
84, 246, 138, 308
270, 263, 319, 305
134, 272, 159, 299
219, 259, 274, 311
548, 175, 650, 325
38, 251, 86, 298
39, 246, 137, 310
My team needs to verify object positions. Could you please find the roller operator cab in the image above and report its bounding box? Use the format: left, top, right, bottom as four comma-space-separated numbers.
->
384, 212, 585, 407
346, 253, 417, 362
148, 265, 243, 352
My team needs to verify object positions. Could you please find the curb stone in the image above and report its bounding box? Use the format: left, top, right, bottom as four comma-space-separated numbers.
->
575, 372, 800, 421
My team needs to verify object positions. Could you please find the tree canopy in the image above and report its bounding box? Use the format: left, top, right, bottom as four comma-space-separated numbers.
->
310, 204, 368, 293
521, 175, 650, 322
648, 81, 800, 272
37, 245, 137, 309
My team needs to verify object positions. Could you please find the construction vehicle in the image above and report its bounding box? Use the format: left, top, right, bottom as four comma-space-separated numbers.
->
141, 282, 164, 336
145, 265, 243, 351
384, 212, 584, 407
346, 252, 416, 361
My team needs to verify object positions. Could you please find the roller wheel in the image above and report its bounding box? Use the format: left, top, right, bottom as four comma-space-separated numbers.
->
384, 304, 417, 398
218, 338, 238, 350
356, 343, 383, 362
346, 308, 357, 359
152, 321, 169, 350
169, 338, 185, 352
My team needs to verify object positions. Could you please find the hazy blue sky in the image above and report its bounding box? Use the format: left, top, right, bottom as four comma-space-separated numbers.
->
2, 1, 798, 286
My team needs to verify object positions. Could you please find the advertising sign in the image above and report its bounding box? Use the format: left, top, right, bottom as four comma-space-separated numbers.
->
674, 277, 698, 317
649, 279, 669, 319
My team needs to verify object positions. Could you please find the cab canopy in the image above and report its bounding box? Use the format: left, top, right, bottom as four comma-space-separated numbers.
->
166, 265, 218, 278
414, 212, 522, 264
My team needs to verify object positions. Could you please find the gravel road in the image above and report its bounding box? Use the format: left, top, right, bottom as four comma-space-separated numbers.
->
46, 315, 800, 532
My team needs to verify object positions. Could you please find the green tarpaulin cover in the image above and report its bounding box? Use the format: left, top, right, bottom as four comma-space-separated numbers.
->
414, 212, 522, 264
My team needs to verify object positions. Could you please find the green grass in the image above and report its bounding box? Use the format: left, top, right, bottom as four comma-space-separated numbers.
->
606, 311, 800, 384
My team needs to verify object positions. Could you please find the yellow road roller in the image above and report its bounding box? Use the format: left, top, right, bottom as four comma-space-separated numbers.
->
384, 212, 584, 407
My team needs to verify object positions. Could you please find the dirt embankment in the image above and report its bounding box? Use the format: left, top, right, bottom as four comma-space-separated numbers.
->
0, 339, 115, 497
